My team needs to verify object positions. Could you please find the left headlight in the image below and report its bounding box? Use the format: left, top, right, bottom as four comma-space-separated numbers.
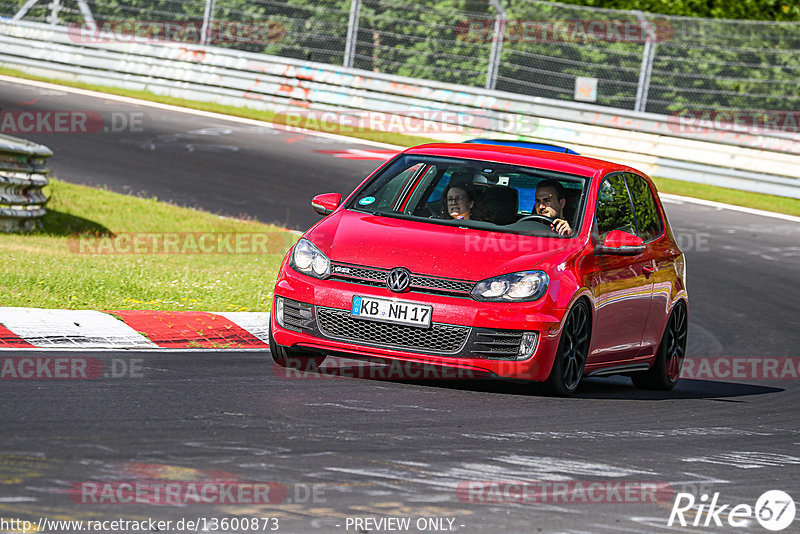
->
289, 238, 331, 279
471, 271, 549, 302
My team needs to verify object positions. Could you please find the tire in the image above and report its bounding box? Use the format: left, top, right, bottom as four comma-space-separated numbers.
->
631, 301, 687, 390
268, 324, 327, 371
544, 300, 590, 396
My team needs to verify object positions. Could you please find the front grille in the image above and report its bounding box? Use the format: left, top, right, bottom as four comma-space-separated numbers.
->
336, 266, 386, 282
316, 308, 470, 354
410, 275, 474, 293
330, 263, 474, 297
472, 329, 525, 360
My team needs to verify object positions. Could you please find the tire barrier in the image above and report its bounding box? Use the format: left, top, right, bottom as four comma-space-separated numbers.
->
0, 133, 52, 232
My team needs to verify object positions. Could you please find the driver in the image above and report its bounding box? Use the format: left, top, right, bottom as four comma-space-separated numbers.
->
535, 180, 572, 235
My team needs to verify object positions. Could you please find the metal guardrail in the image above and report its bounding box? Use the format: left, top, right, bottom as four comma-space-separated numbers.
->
0, 20, 799, 199
0, 133, 51, 232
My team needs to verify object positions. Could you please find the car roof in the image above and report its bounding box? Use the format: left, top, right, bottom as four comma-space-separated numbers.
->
403, 143, 641, 179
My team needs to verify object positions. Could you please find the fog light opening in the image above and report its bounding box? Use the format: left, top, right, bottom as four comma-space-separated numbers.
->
517, 332, 538, 360
275, 296, 285, 328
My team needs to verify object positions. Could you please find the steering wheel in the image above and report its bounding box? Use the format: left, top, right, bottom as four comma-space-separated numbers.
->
516, 214, 555, 225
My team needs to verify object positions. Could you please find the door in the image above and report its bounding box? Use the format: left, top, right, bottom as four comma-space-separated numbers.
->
625, 173, 673, 357
586, 174, 655, 363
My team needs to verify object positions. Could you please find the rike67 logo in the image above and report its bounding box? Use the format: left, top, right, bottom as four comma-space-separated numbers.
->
669, 490, 796, 531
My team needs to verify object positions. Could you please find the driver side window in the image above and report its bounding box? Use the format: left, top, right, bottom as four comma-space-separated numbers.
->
596, 174, 635, 237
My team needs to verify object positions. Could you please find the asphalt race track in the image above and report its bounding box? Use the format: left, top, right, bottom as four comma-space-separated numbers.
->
0, 77, 386, 231
2, 78, 800, 533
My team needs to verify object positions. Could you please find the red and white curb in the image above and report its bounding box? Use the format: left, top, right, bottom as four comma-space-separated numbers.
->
0, 308, 271, 350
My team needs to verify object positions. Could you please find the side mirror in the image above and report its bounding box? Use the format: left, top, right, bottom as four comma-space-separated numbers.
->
311, 193, 342, 216
595, 230, 645, 256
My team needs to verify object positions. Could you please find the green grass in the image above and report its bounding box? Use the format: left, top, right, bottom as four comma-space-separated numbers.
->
2, 65, 798, 218
0, 179, 295, 311
652, 177, 800, 217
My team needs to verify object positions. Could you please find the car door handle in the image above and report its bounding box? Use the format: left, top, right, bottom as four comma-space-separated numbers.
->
643, 265, 656, 276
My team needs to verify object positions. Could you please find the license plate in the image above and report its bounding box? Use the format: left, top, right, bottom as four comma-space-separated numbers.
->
351, 296, 432, 328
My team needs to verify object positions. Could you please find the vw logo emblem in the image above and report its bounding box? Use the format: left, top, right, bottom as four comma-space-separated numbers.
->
387, 267, 411, 292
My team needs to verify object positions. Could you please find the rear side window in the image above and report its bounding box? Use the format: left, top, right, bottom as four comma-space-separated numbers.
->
595, 174, 635, 237
626, 173, 663, 242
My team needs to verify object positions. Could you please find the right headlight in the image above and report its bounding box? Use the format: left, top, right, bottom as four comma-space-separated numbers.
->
289, 238, 331, 279
471, 271, 549, 302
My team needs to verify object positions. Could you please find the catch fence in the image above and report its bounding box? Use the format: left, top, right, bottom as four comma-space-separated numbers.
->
3, 0, 798, 116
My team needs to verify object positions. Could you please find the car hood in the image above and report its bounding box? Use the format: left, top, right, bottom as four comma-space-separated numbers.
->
305, 209, 573, 281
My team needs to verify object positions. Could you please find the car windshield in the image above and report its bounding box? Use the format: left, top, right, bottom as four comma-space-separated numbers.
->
348, 154, 589, 237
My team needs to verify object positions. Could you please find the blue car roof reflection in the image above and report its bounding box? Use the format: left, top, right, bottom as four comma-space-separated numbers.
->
464, 138, 579, 155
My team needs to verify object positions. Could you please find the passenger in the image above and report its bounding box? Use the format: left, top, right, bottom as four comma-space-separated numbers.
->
443, 184, 475, 220
535, 179, 572, 235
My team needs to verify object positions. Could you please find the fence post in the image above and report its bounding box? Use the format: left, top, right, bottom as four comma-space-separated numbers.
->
47, 0, 62, 26
485, 0, 506, 90
12, 0, 40, 21
634, 11, 656, 113
343, 0, 362, 68
75, 0, 96, 32
201, 0, 216, 46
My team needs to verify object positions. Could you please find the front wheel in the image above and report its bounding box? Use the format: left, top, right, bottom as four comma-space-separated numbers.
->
269, 324, 327, 371
631, 301, 687, 390
544, 300, 590, 396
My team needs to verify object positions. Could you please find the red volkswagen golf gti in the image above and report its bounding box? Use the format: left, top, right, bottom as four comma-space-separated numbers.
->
269, 143, 688, 395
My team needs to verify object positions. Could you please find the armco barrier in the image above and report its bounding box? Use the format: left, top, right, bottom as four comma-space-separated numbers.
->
1, 20, 798, 198
0, 133, 51, 232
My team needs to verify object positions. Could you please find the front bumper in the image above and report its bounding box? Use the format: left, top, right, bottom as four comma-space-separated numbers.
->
271, 266, 567, 382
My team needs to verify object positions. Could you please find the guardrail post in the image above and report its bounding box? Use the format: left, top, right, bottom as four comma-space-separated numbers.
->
0, 134, 52, 233
485, 0, 506, 91
344, 0, 362, 68
634, 11, 656, 113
